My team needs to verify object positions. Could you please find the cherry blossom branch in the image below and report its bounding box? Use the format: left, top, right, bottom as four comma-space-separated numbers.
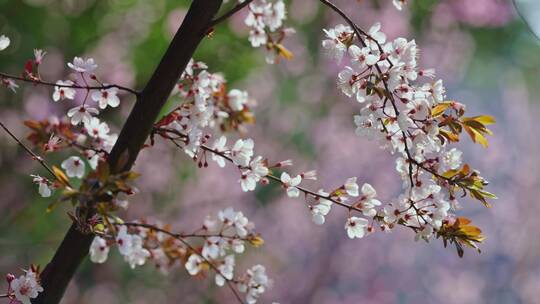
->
209, 0, 254, 28
0, 120, 57, 181
319, 0, 367, 39
155, 126, 366, 212
116, 221, 246, 304
34, 1, 224, 303
319, 0, 458, 190
0, 72, 140, 96
177, 236, 246, 304
121, 222, 253, 240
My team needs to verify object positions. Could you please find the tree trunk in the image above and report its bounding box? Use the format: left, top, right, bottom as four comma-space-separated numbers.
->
33, 1, 222, 302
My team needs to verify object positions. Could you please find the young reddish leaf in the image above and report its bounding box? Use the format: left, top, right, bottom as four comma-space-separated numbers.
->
471, 115, 496, 125
463, 124, 489, 148
275, 43, 294, 60
431, 102, 451, 118
439, 129, 460, 142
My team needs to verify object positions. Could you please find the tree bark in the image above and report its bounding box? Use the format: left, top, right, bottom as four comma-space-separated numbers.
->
33, 1, 222, 303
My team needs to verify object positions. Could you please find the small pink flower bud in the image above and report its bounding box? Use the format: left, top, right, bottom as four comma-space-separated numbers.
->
275, 159, 293, 167
6, 273, 15, 283
301, 170, 317, 180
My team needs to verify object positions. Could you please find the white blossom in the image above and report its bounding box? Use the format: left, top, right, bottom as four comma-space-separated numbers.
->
115, 226, 133, 256
89, 236, 109, 264
31, 174, 52, 197
211, 136, 228, 168
0, 34, 10, 51
322, 24, 353, 63
52, 80, 76, 101
231, 138, 254, 167
228, 89, 249, 111
185, 254, 204, 275
10, 270, 43, 304
442, 148, 463, 170
345, 216, 369, 239
367, 22, 386, 45
215, 255, 235, 286
218, 207, 250, 237
67, 105, 99, 125
124, 235, 151, 269
248, 28, 267, 48
311, 190, 332, 225
280, 172, 301, 197
91, 87, 120, 109
355, 183, 381, 217
202, 236, 224, 259
84, 117, 110, 139
344, 177, 359, 197
240, 156, 268, 192
264, 0, 286, 31
68, 57, 97, 73
61, 156, 85, 178
348, 45, 379, 68
243, 264, 271, 304
415, 225, 434, 241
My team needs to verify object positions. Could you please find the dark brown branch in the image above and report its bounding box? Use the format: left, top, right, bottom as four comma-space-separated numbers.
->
33, 1, 223, 303
0, 72, 140, 96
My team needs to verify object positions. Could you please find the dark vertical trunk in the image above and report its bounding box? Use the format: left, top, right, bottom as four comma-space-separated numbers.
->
33, 1, 222, 303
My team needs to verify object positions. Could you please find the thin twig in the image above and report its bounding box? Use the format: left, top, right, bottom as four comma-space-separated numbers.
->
156, 127, 367, 215
0, 120, 58, 181
122, 222, 251, 240
209, 0, 254, 28
0, 72, 140, 96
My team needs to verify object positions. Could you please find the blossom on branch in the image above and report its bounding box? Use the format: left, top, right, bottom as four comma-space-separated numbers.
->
6, 267, 43, 304
61, 155, 85, 178
67, 56, 97, 73
91, 87, 120, 109
52, 80, 77, 102
0, 34, 10, 51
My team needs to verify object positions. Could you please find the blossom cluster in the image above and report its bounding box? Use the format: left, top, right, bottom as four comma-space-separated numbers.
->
53, 57, 121, 139
3, 266, 43, 304
321, 21, 493, 247
155, 59, 256, 158
243, 0, 295, 63
154, 19, 494, 254
88, 208, 270, 304
24, 113, 119, 198
148, 54, 390, 241
1, 53, 124, 197
156, 123, 382, 240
